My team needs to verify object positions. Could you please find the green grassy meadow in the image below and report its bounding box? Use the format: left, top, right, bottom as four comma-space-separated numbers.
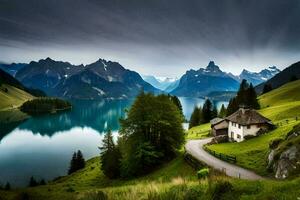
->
1, 154, 300, 200
0, 84, 33, 111
186, 123, 211, 140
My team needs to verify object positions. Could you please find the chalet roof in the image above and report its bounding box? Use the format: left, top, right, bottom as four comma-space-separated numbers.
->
210, 117, 225, 125
226, 108, 272, 126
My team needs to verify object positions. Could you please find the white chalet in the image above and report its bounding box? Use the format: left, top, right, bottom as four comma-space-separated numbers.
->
226, 108, 273, 142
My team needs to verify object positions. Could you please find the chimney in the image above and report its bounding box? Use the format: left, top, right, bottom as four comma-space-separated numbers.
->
239, 104, 247, 114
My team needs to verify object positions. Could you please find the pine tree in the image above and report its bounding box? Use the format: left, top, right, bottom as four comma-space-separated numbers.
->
68, 152, 77, 175
218, 104, 227, 118
236, 79, 249, 106
189, 106, 202, 129
202, 99, 213, 122
4, 182, 10, 190
39, 179, 46, 185
227, 80, 260, 115
247, 83, 260, 109
99, 129, 121, 179
262, 84, 273, 94
211, 106, 218, 119
29, 176, 38, 187
290, 75, 298, 82
226, 97, 238, 116
170, 95, 183, 117
68, 150, 85, 175
76, 150, 85, 170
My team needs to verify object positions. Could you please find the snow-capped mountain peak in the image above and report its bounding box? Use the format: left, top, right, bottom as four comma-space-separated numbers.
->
239, 66, 281, 85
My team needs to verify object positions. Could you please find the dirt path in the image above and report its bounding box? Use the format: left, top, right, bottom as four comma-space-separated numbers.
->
185, 138, 264, 180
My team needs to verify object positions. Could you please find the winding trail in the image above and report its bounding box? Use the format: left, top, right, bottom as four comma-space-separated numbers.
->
185, 138, 264, 180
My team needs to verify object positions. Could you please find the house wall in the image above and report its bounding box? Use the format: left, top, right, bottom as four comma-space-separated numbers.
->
215, 129, 228, 136
228, 121, 261, 142
242, 124, 260, 138
228, 121, 243, 142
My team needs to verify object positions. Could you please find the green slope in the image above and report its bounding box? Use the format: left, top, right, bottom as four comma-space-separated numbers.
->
1, 154, 300, 200
207, 80, 300, 175
258, 80, 300, 121
259, 80, 300, 108
186, 123, 211, 140
0, 84, 34, 111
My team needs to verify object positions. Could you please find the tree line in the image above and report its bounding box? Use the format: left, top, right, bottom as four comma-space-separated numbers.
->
189, 79, 261, 129
20, 98, 72, 114
68, 150, 85, 175
188, 99, 227, 129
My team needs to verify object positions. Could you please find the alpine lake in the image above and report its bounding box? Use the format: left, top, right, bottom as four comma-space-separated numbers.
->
0, 98, 227, 186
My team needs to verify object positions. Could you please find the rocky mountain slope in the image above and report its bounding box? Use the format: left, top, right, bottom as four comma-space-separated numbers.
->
14, 58, 159, 99
171, 61, 240, 97
0, 63, 27, 77
239, 66, 280, 86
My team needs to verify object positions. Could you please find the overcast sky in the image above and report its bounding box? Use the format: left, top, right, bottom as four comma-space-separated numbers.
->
0, 0, 299, 77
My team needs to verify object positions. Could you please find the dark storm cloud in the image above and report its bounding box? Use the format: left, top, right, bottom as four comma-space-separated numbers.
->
0, 0, 300, 76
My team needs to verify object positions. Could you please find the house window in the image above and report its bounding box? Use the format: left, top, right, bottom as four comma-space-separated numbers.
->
247, 125, 251, 129
237, 134, 241, 139
238, 124, 241, 129
231, 132, 234, 138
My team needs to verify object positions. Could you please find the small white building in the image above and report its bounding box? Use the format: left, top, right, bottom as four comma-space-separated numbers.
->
226, 108, 273, 142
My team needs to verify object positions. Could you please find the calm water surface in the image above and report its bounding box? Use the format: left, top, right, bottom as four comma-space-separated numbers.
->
0, 98, 227, 186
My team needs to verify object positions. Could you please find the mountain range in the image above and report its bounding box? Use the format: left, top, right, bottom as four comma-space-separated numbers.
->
1, 58, 296, 100
0, 63, 27, 77
238, 66, 280, 86
14, 58, 159, 99
142, 62, 280, 97
170, 61, 240, 97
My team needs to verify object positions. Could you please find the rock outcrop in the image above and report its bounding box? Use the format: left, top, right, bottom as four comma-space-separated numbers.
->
267, 124, 300, 179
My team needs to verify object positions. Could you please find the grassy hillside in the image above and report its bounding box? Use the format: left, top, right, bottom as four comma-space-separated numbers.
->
207, 80, 300, 175
259, 80, 300, 107
0, 84, 33, 111
186, 123, 211, 140
1, 154, 300, 200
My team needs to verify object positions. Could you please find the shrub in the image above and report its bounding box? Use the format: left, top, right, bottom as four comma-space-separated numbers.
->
197, 168, 209, 179
65, 187, 75, 192
15, 192, 30, 200
269, 138, 284, 149
79, 191, 108, 200
184, 187, 203, 200
211, 181, 233, 200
